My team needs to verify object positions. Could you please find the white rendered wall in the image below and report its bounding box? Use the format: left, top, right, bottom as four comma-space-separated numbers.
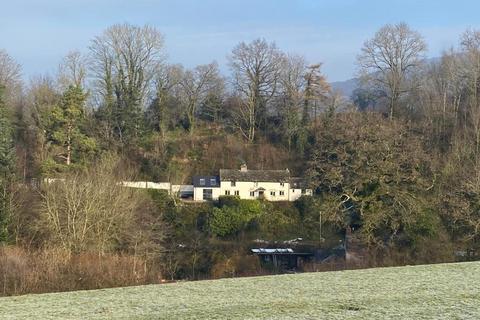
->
120, 181, 171, 190
171, 185, 194, 193
193, 187, 221, 201
220, 181, 290, 201
289, 188, 302, 201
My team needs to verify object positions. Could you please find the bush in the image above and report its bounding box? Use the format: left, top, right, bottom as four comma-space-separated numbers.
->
0, 246, 163, 296
210, 207, 246, 237
217, 195, 241, 207
211, 253, 262, 278
209, 198, 263, 237
255, 204, 300, 239
38, 155, 149, 253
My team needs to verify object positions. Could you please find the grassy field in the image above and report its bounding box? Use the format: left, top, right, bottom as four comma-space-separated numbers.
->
1, 262, 479, 319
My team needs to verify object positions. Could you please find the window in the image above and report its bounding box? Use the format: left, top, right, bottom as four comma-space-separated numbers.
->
292, 189, 295, 193
234, 191, 239, 196
225, 190, 230, 195
199, 178, 205, 186
210, 178, 216, 186
231, 181, 236, 187
270, 191, 275, 196
203, 189, 212, 200
254, 181, 258, 187
280, 191, 284, 196
250, 191, 255, 197
280, 182, 284, 187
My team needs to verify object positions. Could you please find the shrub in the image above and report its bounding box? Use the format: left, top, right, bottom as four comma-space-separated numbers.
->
0, 246, 163, 296
217, 195, 241, 208
209, 199, 263, 237
210, 207, 245, 237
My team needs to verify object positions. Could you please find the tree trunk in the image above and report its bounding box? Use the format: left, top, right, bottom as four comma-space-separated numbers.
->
389, 96, 395, 121
66, 125, 72, 165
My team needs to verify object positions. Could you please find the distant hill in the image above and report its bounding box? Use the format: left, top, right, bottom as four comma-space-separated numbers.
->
331, 77, 360, 99
331, 58, 439, 100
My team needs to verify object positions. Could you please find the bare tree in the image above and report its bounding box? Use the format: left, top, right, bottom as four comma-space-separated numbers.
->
0, 49, 22, 105
357, 22, 426, 120
228, 39, 284, 142
278, 54, 307, 150
0, 49, 21, 89
89, 23, 165, 142
39, 155, 147, 253
148, 63, 183, 146
179, 62, 223, 135
303, 63, 330, 129
419, 50, 464, 142
57, 51, 87, 90
89, 35, 115, 110
460, 29, 480, 154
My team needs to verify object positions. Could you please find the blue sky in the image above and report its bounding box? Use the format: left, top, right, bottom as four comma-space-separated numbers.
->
1, 0, 480, 82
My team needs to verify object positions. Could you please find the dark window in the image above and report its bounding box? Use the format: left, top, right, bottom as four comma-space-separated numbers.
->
250, 191, 255, 197
203, 189, 212, 200
225, 190, 230, 195
231, 181, 236, 187
234, 191, 239, 196
270, 191, 275, 196
199, 178, 205, 186
280, 182, 284, 187
210, 178, 216, 185
280, 191, 285, 196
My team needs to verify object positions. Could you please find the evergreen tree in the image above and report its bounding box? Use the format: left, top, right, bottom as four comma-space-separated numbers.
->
44, 85, 96, 172
0, 86, 15, 243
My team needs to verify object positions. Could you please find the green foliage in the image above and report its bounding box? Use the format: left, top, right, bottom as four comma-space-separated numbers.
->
209, 197, 263, 237
43, 85, 96, 172
0, 86, 15, 243
307, 112, 438, 247
216, 196, 241, 208
200, 91, 224, 122
210, 206, 245, 237
148, 189, 176, 219
0, 86, 15, 177
255, 203, 299, 239
404, 208, 439, 242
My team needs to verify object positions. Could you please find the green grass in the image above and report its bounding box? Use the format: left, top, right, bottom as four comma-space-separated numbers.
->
1, 262, 479, 319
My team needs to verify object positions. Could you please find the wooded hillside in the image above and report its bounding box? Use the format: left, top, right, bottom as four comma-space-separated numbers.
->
1, 23, 480, 295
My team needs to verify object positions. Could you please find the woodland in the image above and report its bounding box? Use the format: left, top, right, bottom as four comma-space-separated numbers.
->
1, 22, 480, 295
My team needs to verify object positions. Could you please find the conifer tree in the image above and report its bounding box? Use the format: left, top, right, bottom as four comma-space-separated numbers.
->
0, 86, 15, 242
45, 85, 96, 171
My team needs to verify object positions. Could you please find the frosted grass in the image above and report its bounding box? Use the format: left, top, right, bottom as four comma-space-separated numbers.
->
0, 261, 479, 319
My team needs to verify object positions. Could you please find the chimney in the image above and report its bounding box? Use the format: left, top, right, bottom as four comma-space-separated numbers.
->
240, 164, 248, 172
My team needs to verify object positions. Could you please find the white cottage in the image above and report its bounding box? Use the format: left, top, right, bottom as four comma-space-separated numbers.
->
193, 164, 312, 202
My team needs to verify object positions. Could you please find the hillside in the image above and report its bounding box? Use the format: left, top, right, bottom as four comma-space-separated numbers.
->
330, 77, 359, 99
1, 262, 479, 319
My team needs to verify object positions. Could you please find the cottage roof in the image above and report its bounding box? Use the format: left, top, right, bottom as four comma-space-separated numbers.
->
192, 175, 220, 188
290, 177, 308, 189
251, 248, 313, 256
251, 248, 294, 254
219, 168, 290, 183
